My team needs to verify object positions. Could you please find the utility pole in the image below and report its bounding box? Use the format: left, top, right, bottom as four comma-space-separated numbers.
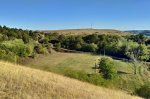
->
95, 59, 97, 73
95, 62, 97, 73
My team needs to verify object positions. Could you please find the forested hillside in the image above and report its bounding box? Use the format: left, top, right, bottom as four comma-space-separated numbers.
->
0, 26, 150, 98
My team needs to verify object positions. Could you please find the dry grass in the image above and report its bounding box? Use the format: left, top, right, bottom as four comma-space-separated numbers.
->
24, 52, 150, 92
41, 29, 130, 36
0, 61, 141, 99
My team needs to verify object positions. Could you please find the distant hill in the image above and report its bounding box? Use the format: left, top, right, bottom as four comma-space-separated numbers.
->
125, 30, 150, 36
41, 29, 129, 36
0, 61, 141, 99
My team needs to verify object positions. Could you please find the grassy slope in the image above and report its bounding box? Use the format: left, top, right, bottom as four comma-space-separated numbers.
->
41, 29, 129, 36
24, 52, 100, 73
24, 52, 150, 92
0, 61, 141, 99
114, 60, 150, 91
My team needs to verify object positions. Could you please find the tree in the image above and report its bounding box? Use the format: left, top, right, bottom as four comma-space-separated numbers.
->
137, 44, 149, 61
29, 31, 39, 41
124, 41, 149, 74
98, 57, 117, 79
75, 43, 82, 50
55, 43, 61, 51
146, 38, 150, 45
83, 34, 99, 43
128, 34, 146, 44
97, 40, 108, 55
58, 35, 66, 43
22, 33, 30, 43
81, 43, 98, 52
39, 38, 49, 44
74, 36, 84, 50
125, 41, 149, 61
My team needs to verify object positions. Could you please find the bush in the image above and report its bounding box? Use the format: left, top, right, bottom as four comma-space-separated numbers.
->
0, 49, 6, 59
34, 44, 49, 54
22, 33, 30, 43
0, 39, 31, 57
46, 44, 52, 53
98, 57, 117, 79
26, 43, 34, 56
136, 83, 150, 98
3, 52, 18, 62
86, 74, 104, 85
63, 69, 104, 86
64, 69, 88, 80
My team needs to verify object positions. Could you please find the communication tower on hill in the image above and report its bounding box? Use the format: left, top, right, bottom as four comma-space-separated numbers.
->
91, 24, 93, 29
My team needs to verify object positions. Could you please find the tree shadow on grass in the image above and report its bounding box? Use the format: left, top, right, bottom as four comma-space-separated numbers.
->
117, 71, 131, 74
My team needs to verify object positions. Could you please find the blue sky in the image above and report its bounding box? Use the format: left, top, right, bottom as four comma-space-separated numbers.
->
0, 0, 150, 30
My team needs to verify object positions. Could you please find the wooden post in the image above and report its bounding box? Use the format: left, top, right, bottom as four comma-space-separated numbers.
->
95, 62, 97, 73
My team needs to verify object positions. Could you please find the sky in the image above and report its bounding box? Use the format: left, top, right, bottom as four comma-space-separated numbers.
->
0, 0, 150, 30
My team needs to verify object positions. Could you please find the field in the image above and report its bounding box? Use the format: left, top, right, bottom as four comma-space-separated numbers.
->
24, 52, 100, 73
24, 52, 134, 74
24, 52, 150, 92
41, 29, 130, 36
0, 61, 141, 99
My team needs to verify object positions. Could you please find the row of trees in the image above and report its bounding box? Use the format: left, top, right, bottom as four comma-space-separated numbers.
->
45, 33, 149, 61
0, 25, 149, 62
